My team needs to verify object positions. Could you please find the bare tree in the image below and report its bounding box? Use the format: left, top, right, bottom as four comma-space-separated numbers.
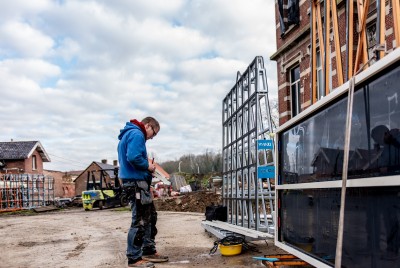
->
160, 150, 222, 175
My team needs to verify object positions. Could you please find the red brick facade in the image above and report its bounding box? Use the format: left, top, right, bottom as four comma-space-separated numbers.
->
74, 162, 118, 197
43, 170, 64, 197
272, 0, 398, 125
2, 150, 45, 174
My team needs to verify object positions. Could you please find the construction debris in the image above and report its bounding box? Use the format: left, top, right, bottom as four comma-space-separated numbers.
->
153, 191, 221, 213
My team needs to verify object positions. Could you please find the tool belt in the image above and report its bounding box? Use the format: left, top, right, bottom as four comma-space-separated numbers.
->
123, 180, 153, 205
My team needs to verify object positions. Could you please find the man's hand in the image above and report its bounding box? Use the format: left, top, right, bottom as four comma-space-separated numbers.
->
148, 163, 156, 173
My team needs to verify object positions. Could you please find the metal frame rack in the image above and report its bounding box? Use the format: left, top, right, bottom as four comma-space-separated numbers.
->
220, 56, 275, 237
0, 174, 54, 212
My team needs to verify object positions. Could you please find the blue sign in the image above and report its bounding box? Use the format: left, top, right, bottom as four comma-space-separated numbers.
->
257, 139, 274, 150
258, 166, 275, 178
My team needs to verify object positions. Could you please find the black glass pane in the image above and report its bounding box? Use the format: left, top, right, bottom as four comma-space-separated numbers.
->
279, 187, 400, 267
349, 66, 400, 178
279, 64, 400, 184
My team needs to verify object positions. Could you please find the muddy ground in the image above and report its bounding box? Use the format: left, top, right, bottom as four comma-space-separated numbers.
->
0, 191, 286, 268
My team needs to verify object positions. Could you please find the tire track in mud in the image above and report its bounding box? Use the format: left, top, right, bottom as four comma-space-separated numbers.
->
66, 242, 88, 259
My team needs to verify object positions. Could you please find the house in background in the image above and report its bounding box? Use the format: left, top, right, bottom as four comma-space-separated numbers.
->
62, 170, 83, 198
43, 169, 84, 198
0, 140, 55, 211
0, 141, 50, 174
74, 160, 119, 197
152, 161, 170, 185
43, 170, 64, 197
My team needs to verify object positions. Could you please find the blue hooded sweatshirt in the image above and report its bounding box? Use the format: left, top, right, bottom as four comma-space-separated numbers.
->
117, 122, 150, 181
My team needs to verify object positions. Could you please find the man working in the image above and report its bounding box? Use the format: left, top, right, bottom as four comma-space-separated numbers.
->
118, 117, 168, 268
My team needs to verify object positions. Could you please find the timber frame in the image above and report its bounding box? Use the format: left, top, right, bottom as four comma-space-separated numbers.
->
311, 0, 400, 104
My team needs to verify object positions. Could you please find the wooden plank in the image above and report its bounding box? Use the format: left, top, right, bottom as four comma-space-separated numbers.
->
348, 0, 354, 78
33, 205, 59, 213
378, 0, 385, 59
316, 3, 325, 70
256, 254, 310, 267
262, 260, 309, 266
331, 0, 344, 85
392, 0, 400, 47
325, 0, 331, 95
354, 0, 370, 74
312, 1, 317, 104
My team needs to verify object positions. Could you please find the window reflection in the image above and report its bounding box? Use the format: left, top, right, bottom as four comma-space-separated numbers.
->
280, 65, 400, 183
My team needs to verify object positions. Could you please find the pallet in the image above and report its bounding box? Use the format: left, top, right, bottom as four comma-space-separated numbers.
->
254, 254, 310, 267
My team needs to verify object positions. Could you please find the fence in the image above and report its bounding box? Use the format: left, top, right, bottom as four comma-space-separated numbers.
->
0, 174, 54, 212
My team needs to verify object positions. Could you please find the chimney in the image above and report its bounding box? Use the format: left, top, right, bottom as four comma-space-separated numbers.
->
101, 159, 107, 164
113, 160, 118, 166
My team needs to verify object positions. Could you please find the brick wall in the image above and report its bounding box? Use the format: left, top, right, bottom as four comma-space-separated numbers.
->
74, 162, 114, 196
43, 170, 64, 197
1, 150, 45, 174
272, 0, 397, 126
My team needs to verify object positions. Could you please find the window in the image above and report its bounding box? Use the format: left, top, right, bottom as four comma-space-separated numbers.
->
366, 21, 377, 62
32, 155, 37, 170
316, 50, 324, 100
290, 65, 301, 117
281, 63, 400, 184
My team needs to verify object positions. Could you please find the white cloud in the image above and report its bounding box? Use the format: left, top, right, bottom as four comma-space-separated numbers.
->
0, 21, 54, 58
0, 0, 278, 171
0, 59, 60, 81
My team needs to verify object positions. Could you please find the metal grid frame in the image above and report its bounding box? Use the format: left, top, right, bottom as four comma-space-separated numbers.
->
0, 174, 55, 212
222, 56, 275, 235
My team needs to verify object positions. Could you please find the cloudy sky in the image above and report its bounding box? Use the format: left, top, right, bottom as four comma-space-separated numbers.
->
0, 0, 277, 171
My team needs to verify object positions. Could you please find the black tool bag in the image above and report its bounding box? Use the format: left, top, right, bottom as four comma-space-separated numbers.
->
205, 204, 227, 222
135, 180, 153, 205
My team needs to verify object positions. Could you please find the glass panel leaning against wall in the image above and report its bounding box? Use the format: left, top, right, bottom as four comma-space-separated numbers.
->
280, 64, 400, 184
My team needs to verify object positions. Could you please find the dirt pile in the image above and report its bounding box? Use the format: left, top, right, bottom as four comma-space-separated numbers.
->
153, 191, 222, 213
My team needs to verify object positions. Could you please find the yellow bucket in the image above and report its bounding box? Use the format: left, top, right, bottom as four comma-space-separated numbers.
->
219, 243, 243, 256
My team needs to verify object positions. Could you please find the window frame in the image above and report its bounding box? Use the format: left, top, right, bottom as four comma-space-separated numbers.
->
32, 155, 37, 171
290, 65, 301, 117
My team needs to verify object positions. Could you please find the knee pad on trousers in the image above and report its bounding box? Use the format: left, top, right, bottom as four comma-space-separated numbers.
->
133, 226, 145, 247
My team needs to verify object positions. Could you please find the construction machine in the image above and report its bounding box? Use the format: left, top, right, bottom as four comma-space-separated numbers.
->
82, 168, 128, 210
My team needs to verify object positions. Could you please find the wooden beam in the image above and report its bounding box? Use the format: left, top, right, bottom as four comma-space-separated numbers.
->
354, 0, 370, 74
392, 0, 400, 47
331, 0, 344, 85
316, 3, 325, 70
377, 0, 385, 59
348, 0, 354, 78
312, 1, 318, 104
325, 0, 331, 95
361, 0, 370, 66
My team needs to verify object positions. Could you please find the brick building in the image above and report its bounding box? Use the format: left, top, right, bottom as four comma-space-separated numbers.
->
0, 141, 50, 174
74, 160, 118, 197
271, 0, 399, 125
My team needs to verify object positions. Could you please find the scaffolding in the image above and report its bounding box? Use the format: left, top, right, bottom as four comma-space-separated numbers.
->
0, 174, 54, 212
205, 56, 275, 239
